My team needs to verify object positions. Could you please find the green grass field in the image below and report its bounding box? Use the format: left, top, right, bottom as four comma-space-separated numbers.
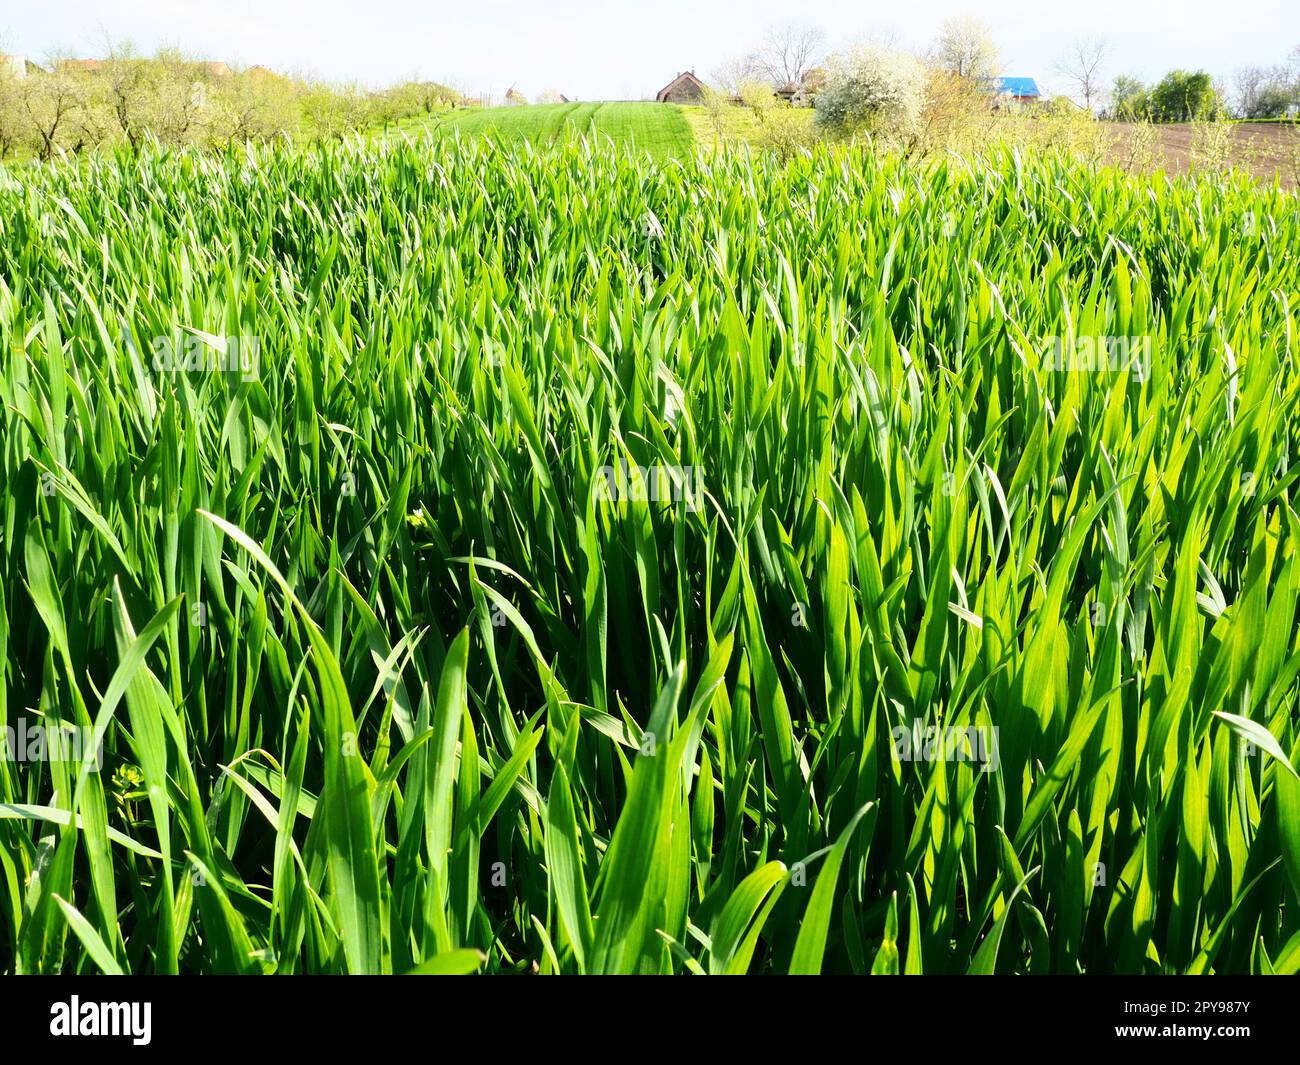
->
2, 133, 1300, 977
398, 101, 695, 157
678, 103, 817, 148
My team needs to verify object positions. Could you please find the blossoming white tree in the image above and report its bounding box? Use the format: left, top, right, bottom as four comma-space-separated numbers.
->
814, 45, 927, 141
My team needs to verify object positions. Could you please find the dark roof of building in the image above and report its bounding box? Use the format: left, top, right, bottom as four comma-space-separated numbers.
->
655, 71, 706, 101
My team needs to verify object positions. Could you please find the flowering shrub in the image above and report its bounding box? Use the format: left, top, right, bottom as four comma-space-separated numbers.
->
814, 46, 927, 142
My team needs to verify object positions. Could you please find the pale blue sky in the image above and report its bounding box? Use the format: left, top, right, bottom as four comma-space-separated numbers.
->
1, 1, 1292, 102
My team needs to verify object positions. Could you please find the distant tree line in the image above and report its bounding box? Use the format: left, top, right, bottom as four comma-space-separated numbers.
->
0, 44, 462, 160
1108, 47, 1299, 122
1231, 47, 1300, 119
1108, 71, 1225, 122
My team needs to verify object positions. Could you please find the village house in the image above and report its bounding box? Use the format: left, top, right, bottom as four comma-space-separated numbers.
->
57, 58, 105, 73
55, 57, 233, 78
769, 67, 826, 106
987, 76, 1042, 109
0, 54, 43, 78
655, 70, 706, 104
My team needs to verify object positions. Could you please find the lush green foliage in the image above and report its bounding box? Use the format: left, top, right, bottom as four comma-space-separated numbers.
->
1111, 70, 1224, 123
1, 136, 1299, 975
1149, 71, 1223, 122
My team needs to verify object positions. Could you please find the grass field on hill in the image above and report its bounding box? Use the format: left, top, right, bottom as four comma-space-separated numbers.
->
395, 102, 1298, 187
2, 134, 1300, 976
401, 101, 695, 157
678, 103, 817, 148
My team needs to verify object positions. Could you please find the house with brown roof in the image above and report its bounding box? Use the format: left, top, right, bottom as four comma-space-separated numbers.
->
655, 71, 706, 103
57, 56, 232, 78
1, 54, 44, 78
245, 65, 289, 84
58, 58, 105, 73
795, 66, 826, 106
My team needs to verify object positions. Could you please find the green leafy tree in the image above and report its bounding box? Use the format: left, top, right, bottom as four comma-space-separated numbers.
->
1149, 69, 1220, 121
1249, 80, 1297, 118
1109, 74, 1149, 120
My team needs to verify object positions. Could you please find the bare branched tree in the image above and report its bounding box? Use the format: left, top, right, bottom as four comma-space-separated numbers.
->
1233, 66, 1268, 118
22, 53, 86, 160
749, 24, 826, 93
0, 66, 21, 158
856, 25, 905, 50
934, 15, 1000, 80
1230, 61, 1296, 118
1055, 36, 1110, 112
101, 39, 157, 153
711, 55, 764, 96
153, 66, 201, 141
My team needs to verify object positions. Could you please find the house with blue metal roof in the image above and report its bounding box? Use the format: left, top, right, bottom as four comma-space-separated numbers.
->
979, 76, 1042, 109
995, 77, 1041, 100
